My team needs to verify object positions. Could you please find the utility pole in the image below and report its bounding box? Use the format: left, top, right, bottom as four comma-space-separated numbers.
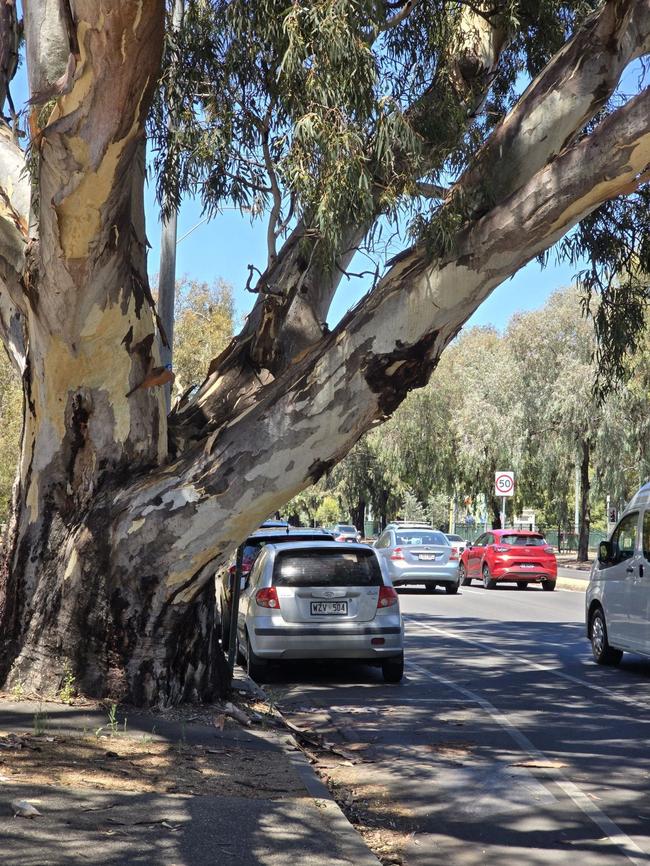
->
157, 0, 184, 412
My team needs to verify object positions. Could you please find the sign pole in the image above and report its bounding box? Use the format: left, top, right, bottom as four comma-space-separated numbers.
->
502, 496, 506, 530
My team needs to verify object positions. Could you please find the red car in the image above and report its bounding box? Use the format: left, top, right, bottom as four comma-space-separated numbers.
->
459, 530, 557, 590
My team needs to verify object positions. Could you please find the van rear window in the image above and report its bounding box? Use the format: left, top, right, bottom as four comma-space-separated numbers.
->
273, 548, 382, 587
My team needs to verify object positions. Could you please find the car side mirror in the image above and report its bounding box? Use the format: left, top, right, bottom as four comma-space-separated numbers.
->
598, 540, 612, 564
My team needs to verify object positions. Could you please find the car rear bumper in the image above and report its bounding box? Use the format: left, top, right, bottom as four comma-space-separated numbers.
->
388, 566, 459, 585
491, 566, 556, 582
249, 618, 404, 659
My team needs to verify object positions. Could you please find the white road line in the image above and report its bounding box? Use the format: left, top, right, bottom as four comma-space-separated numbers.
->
409, 661, 649, 866
407, 620, 650, 715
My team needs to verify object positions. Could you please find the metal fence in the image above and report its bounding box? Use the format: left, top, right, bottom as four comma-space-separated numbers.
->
452, 523, 607, 552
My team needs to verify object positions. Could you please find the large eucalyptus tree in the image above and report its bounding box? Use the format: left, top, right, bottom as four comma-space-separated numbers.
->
1, 0, 649, 705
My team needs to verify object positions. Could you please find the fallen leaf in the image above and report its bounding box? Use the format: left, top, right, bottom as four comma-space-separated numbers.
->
11, 799, 42, 818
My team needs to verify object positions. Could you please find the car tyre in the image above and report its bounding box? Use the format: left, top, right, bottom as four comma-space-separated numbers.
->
445, 583, 459, 594
459, 564, 471, 586
246, 633, 268, 683
382, 653, 404, 683
590, 608, 623, 666
482, 564, 496, 589
542, 580, 556, 592
516, 582, 528, 590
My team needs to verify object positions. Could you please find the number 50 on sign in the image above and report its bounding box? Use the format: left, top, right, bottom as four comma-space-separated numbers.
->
495, 472, 515, 497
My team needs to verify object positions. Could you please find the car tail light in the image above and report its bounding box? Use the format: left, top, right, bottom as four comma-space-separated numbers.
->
449, 549, 459, 561
390, 547, 405, 560
495, 546, 510, 552
544, 546, 555, 555
377, 586, 399, 608
255, 587, 281, 609
335, 535, 346, 542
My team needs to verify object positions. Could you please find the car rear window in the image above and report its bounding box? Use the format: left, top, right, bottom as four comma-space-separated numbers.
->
273, 548, 382, 587
500, 534, 547, 546
242, 534, 334, 568
337, 525, 357, 533
396, 531, 448, 546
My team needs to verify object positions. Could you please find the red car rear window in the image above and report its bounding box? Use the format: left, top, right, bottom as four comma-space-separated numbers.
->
500, 535, 547, 547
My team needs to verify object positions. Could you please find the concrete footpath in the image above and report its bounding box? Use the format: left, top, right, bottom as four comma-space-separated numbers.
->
0, 682, 380, 866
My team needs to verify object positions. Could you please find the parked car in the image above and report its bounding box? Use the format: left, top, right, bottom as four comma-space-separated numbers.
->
586, 482, 650, 666
459, 530, 557, 590
217, 527, 334, 646
236, 541, 404, 683
332, 523, 362, 543
445, 533, 467, 558
374, 526, 460, 593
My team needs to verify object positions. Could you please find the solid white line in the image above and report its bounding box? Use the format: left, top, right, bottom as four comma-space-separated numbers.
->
409, 661, 649, 866
407, 620, 650, 715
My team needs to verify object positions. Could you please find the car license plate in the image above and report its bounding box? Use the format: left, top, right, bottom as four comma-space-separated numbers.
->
310, 601, 348, 615
419, 553, 437, 561
519, 564, 535, 568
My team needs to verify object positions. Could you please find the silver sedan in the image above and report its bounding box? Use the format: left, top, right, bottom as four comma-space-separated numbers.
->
374, 527, 460, 593
236, 541, 404, 683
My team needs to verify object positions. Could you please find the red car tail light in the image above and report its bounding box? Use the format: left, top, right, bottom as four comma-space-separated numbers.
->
390, 547, 405, 560
377, 586, 399, 608
544, 546, 555, 555
256, 587, 280, 609
495, 546, 510, 552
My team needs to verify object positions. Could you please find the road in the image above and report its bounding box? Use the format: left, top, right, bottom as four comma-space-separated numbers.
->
269, 584, 650, 866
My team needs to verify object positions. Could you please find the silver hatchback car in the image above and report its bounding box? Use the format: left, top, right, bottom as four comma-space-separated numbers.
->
374, 527, 460, 593
236, 541, 404, 683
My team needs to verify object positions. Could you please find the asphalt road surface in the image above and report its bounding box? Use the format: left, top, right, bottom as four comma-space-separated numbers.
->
269, 584, 650, 866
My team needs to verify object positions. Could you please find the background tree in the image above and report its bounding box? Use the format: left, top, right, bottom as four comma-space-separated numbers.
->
0, 1, 649, 705
172, 278, 235, 393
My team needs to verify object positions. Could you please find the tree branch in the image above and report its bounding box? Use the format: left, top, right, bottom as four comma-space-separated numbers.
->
136, 88, 650, 597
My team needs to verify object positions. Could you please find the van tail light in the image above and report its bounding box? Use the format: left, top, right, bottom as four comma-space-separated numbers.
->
495, 546, 510, 553
390, 547, 405, 560
449, 549, 459, 561
377, 586, 399, 608
255, 587, 281, 609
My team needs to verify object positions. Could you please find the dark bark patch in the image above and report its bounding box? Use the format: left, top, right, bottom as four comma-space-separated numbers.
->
308, 457, 336, 484
364, 330, 440, 418
121, 325, 134, 351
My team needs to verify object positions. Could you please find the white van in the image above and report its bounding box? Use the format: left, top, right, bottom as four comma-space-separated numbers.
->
586, 483, 650, 665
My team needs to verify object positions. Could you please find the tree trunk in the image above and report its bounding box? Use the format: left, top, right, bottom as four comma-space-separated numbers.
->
0, 0, 648, 707
577, 439, 591, 562
351, 499, 366, 534
490, 498, 502, 530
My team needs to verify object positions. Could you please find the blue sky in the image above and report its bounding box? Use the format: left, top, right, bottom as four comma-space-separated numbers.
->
145, 184, 581, 334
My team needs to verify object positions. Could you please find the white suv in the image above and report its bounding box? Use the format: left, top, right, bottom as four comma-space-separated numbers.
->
586, 483, 650, 665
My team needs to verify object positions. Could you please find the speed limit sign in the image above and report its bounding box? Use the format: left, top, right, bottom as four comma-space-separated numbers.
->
495, 471, 515, 497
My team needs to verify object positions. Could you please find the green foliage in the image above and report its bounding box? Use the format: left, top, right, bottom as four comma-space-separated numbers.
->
314, 495, 339, 527
173, 278, 235, 392
58, 663, 76, 705
150, 1, 603, 270
0, 349, 22, 521
399, 490, 428, 522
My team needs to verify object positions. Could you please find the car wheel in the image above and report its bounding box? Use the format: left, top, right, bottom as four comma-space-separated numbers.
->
445, 583, 459, 594
246, 632, 268, 683
459, 563, 471, 586
542, 580, 556, 592
516, 582, 528, 590
382, 653, 404, 683
482, 564, 496, 589
590, 608, 623, 666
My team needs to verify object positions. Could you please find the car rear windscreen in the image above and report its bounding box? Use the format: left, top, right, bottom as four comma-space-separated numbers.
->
273, 549, 382, 587
500, 534, 547, 546
396, 531, 448, 545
